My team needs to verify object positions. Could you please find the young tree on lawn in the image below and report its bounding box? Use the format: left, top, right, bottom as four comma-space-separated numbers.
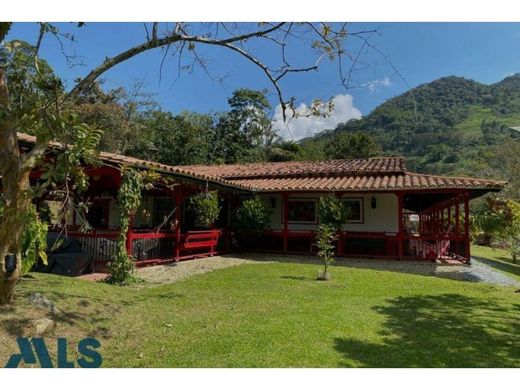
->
0, 22, 381, 304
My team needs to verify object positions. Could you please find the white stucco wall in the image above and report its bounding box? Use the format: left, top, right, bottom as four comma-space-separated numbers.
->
259, 192, 398, 233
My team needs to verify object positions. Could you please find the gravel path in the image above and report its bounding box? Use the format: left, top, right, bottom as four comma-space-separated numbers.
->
137, 256, 259, 285
136, 253, 520, 288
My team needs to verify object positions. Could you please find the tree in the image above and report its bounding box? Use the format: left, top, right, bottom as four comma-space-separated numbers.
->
212, 89, 275, 163
472, 197, 520, 249
326, 132, 381, 160
316, 224, 337, 281
134, 110, 215, 165
1, 22, 378, 304
318, 194, 350, 231
75, 80, 157, 155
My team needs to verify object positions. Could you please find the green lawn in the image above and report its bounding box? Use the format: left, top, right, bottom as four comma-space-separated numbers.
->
1, 260, 519, 367
472, 245, 520, 281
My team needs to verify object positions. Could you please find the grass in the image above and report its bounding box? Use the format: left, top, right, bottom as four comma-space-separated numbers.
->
472, 245, 520, 281
1, 259, 519, 368
453, 105, 520, 137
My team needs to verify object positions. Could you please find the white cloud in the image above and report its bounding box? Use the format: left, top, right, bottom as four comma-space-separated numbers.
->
272, 94, 362, 141
362, 77, 392, 93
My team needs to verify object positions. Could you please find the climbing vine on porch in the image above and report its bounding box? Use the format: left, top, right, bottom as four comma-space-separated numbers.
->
105, 168, 158, 285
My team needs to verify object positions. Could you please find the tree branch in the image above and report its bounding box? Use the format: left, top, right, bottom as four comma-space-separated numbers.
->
66, 22, 286, 101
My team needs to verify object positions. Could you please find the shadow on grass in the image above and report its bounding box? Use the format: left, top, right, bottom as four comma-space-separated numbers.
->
473, 256, 520, 280
334, 294, 520, 367
2, 291, 124, 338
280, 275, 311, 281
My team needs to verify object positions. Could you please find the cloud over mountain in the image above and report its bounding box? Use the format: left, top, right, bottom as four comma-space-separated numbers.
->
272, 94, 362, 141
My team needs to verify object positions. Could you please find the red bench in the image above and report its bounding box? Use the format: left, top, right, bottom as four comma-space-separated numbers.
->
177, 230, 221, 260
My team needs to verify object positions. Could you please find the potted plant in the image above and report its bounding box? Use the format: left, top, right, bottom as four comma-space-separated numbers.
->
187, 191, 221, 229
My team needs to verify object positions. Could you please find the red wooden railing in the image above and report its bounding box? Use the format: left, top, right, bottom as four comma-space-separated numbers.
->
64, 228, 230, 267
239, 229, 468, 262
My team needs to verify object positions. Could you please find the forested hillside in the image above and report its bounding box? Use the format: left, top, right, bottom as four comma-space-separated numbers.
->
303, 75, 520, 179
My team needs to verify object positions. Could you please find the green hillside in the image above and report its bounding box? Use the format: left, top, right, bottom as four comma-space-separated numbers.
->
302, 74, 520, 177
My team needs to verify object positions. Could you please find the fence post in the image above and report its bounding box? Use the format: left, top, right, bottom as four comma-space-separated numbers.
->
126, 217, 134, 257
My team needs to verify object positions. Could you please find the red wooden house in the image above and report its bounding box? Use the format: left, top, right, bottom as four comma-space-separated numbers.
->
18, 133, 506, 268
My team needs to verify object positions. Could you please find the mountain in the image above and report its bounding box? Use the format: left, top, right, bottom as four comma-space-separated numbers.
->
302, 74, 520, 176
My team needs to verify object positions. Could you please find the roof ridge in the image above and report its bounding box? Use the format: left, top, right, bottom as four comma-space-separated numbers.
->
406, 171, 507, 184
177, 156, 404, 168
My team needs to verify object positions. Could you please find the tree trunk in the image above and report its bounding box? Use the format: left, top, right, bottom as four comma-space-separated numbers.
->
0, 166, 31, 305
0, 68, 32, 305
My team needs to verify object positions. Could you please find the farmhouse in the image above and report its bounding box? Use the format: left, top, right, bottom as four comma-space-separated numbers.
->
18, 133, 506, 268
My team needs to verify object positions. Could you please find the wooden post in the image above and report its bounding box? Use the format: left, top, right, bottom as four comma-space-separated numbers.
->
397, 192, 404, 259
282, 192, 289, 253
335, 192, 344, 256
464, 192, 471, 263
174, 187, 184, 261
126, 215, 134, 256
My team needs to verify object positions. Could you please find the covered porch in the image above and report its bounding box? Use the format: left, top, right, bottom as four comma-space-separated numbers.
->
41, 165, 238, 270
240, 189, 473, 264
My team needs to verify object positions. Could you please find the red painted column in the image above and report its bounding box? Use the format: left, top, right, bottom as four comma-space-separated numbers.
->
126, 215, 134, 257
455, 198, 461, 255
455, 199, 460, 234
464, 192, 471, 263
335, 192, 344, 256
448, 203, 453, 233
397, 192, 404, 259
282, 192, 289, 253
174, 187, 183, 261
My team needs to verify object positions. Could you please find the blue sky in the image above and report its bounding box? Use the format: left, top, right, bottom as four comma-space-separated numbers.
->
6, 22, 520, 140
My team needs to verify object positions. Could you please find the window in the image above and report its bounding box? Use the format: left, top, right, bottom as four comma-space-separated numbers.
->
342, 198, 363, 223
287, 199, 317, 224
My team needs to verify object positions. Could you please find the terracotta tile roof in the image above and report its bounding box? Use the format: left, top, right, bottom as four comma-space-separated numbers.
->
177, 157, 406, 179
16, 133, 253, 191
17, 132, 506, 194
223, 173, 505, 192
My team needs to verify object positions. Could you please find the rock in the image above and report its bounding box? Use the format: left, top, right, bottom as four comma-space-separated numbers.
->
29, 292, 60, 314
30, 318, 55, 335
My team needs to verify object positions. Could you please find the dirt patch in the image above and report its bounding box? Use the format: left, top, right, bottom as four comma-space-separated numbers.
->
137, 256, 260, 285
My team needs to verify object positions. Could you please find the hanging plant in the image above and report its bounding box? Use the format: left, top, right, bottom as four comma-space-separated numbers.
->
187, 190, 221, 229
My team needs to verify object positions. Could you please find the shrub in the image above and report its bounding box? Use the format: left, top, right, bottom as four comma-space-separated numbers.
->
318, 194, 350, 231
316, 224, 337, 281
472, 197, 520, 247
187, 191, 221, 229
232, 196, 272, 234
